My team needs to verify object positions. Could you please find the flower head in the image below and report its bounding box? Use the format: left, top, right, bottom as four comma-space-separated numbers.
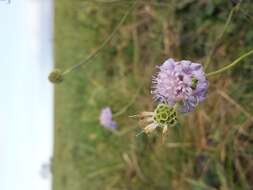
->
137, 103, 177, 134
152, 58, 208, 113
48, 69, 63, 84
99, 107, 117, 129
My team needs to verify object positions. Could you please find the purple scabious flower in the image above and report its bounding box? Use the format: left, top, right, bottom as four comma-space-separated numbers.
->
99, 107, 117, 129
152, 58, 208, 113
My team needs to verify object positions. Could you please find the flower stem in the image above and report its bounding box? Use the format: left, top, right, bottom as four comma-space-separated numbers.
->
206, 49, 253, 77
62, 1, 137, 76
204, 5, 238, 70
113, 85, 142, 118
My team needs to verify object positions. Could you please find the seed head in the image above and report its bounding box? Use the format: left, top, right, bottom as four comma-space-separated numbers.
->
136, 103, 178, 134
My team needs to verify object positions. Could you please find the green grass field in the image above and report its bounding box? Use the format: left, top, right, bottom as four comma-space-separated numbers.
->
53, 1, 253, 189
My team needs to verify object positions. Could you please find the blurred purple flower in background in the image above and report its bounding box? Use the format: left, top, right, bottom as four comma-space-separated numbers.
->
152, 58, 208, 113
99, 107, 117, 129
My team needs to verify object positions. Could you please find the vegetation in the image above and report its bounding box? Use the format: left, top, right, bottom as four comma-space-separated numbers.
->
53, 0, 253, 189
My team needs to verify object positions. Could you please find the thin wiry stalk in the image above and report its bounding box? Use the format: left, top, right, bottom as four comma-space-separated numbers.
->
62, 1, 137, 75
204, 5, 239, 70
113, 85, 142, 117
206, 48, 253, 77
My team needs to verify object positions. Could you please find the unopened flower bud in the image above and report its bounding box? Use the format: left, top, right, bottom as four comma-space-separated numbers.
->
48, 69, 63, 84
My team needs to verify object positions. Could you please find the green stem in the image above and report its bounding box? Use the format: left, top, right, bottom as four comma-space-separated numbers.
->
206, 49, 253, 77
113, 85, 142, 117
204, 5, 238, 70
62, 1, 137, 75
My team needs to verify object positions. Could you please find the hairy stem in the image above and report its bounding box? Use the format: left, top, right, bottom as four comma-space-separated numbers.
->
204, 5, 239, 70
62, 1, 137, 75
113, 85, 142, 117
206, 49, 253, 77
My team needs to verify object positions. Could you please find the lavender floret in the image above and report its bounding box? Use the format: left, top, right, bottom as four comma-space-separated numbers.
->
99, 107, 117, 129
152, 58, 208, 113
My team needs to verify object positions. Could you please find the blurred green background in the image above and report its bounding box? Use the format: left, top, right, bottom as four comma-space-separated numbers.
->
53, 0, 253, 189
